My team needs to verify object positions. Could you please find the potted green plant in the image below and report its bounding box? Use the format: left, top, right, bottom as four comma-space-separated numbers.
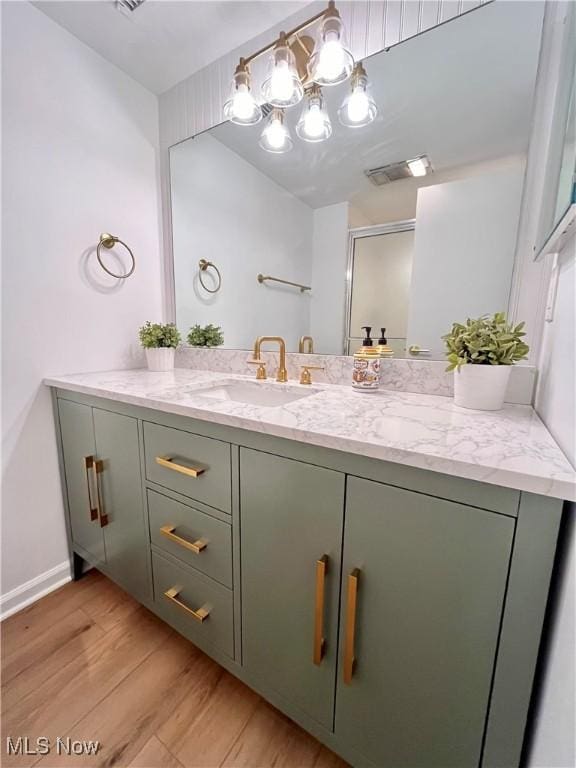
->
443, 312, 529, 410
138, 321, 181, 371
187, 324, 224, 347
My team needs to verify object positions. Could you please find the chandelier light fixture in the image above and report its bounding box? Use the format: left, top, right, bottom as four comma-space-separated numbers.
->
223, 0, 377, 153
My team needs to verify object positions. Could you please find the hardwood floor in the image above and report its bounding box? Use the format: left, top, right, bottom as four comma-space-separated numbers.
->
1, 571, 348, 768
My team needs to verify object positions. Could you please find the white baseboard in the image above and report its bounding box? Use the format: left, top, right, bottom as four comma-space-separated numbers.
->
0, 560, 72, 621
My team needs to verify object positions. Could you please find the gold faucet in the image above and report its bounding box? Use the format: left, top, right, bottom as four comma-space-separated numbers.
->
253, 336, 288, 382
299, 335, 314, 354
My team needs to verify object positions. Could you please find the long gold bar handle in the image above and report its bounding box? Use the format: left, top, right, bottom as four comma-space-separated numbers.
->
160, 525, 208, 554
84, 456, 98, 522
155, 456, 206, 478
93, 459, 109, 528
343, 568, 360, 685
164, 586, 210, 623
313, 555, 328, 665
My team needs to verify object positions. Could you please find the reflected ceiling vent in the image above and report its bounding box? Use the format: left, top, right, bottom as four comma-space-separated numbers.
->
116, 0, 146, 15
365, 155, 432, 185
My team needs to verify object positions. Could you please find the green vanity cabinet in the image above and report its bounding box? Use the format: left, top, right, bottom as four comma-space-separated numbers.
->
58, 399, 104, 565
57, 398, 150, 602
52, 390, 565, 768
240, 448, 346, 730
335, 477, 516, 768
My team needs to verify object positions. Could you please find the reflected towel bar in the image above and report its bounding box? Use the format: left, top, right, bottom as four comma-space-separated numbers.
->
257, 273, 311, 292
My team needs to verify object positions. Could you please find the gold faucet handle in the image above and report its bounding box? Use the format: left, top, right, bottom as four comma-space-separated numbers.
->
247, 359, 267, 380
299, 365, 324, 385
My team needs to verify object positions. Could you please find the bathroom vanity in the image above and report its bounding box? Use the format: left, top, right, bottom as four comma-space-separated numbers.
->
46, 369, 575, 768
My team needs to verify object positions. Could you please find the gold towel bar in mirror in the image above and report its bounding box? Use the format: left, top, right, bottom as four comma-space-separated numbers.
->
96, 233, 136, 279
257, 273, 311, 292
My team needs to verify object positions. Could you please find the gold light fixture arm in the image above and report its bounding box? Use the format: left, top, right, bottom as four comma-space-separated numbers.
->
242, 3, 332, 66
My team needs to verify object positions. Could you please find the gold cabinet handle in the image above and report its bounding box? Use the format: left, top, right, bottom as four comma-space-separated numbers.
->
313, 555, 329, 665
164, 586, 210, 623
343, 568, 360, 684
155, 456, 206, 478
84, 456, 98, 522
92, 459, 108, 528
160, 524, 207, 554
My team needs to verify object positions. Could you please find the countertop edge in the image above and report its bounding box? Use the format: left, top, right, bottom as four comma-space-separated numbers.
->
45, 377, 576, 503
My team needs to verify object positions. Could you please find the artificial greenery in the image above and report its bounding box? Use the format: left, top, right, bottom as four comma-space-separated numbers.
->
443, 312, 529, 372
138, 321, 181, 349
187, 324, 224, 347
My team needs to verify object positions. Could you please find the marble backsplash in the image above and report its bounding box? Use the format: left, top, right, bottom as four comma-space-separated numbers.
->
176, 347, 536, 405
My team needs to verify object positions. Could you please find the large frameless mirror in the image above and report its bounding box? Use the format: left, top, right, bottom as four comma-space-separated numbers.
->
170, 1, 544, 358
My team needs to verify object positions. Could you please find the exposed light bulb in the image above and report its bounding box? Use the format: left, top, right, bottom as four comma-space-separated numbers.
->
261, 33, 304, 108
346, 88, 370, 124
310, 3, 354, 86
232, 85, 257, 121
338, 62, 377, 128
260, 109, 293, 153
223, 59, 262, 125
315, 35, 346, 82
267, 118, 286, 149
407, 157, 428, 177
304, 104, 325, 138
270, 60, 294, 103
296, 85, 332, 143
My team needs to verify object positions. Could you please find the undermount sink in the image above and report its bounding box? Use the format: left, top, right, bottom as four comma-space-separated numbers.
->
191, 381, 319, 407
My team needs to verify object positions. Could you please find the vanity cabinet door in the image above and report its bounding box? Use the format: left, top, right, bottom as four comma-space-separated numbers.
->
93, 408, 150, 602
58, 399, 105, 565
336, 477, 515, 768
240, 448, 345, 730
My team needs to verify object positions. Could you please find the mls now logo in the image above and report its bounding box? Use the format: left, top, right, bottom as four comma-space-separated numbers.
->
6, 737, 100, 756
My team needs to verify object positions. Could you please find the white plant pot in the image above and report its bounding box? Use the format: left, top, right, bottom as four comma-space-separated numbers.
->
453, 365, 512, 411
145, 347, 175, 372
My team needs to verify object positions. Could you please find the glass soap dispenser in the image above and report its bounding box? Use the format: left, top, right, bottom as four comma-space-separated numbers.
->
352, 326, 381, 391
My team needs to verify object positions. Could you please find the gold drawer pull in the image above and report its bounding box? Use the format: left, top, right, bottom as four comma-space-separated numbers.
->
160, 524, 207, 554
313, 555, 328, 665
164, 586, 210, 622
343, 568, 360, 684
84, 456, 98, 522
156, 456, 206, 478
93, 459, 109, 528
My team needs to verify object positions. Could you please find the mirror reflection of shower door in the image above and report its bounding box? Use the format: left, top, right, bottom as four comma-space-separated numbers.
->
346, 223, 415, 355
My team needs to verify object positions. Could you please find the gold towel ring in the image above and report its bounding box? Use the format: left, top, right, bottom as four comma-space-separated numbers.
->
198, 259, 222, 293
96, 233, 136, 279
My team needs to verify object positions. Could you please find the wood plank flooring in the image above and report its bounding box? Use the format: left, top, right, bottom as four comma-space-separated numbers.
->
1, 571, 348, 768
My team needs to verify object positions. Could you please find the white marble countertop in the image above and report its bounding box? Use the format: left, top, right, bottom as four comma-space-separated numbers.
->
45, 368, 576, 501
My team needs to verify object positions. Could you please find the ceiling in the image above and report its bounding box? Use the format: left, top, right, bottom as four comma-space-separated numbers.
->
33, 0, 309, 94
200, 1, 543, 211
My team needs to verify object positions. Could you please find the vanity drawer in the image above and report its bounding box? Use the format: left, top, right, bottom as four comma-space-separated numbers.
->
152, 551, 234, 658
148, 489, 232, 588
144, 421, 231, 513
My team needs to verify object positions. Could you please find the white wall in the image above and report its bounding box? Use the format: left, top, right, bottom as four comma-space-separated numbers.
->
171, 133, 313, 352
349, 230, 414, 354
1, 2, 161, 608
406, 165, 524, 357
348, 154, 526, 227
529, 235, 575, 768
309, 203, 349, 355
